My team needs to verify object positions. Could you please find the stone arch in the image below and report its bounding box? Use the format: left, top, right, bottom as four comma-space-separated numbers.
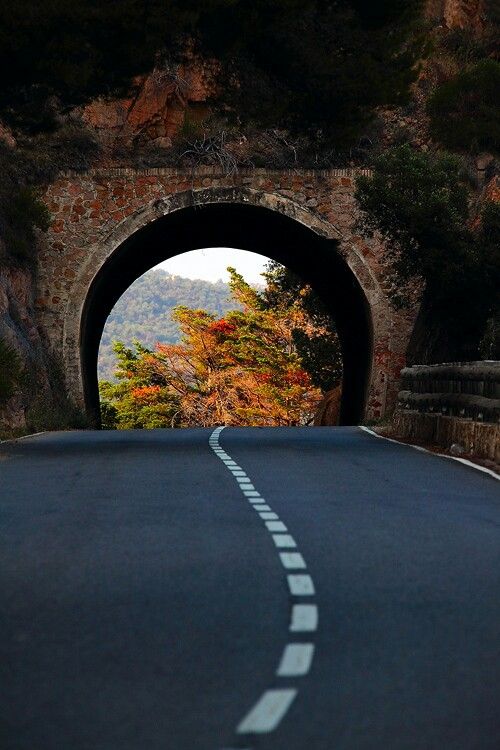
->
37, 175, 414, 426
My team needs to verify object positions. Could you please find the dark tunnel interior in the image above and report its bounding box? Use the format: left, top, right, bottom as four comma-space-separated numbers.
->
81, 202, 373, 427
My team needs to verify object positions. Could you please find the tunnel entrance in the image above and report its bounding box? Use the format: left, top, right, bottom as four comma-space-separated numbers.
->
81, 201, 373, 427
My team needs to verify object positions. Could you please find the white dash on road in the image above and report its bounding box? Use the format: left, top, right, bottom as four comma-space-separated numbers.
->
272, 534, 297, 548
290, 604, 318, 632
266, 521, 287, 532
287, 574, 316, 596
279, 552, 306, 570
237, 689, 298, 735
276, 643, 315, 676
209, 426, 317, 743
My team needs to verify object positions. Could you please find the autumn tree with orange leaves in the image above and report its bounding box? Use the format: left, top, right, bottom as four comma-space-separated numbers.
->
100, 268, 340, 428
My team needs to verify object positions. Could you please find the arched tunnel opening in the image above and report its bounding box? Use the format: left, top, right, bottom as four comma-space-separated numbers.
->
81, 202, 373, 427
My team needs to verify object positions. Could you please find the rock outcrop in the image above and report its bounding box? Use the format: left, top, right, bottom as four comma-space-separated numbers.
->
82, 62, 214, 155
426, 0, 489, 31
313, 386, 342, 426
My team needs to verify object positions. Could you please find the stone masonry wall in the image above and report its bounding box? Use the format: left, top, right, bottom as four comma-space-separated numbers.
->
37, 167, 418, 421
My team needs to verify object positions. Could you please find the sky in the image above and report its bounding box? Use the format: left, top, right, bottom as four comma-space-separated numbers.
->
156, 247, 270, 284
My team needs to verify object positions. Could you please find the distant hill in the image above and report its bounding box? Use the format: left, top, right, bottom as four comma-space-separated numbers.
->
98, 269, 236, 381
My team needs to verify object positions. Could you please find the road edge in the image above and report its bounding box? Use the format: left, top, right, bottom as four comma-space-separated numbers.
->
0, 431, 47, 445
359, 426, 500, 481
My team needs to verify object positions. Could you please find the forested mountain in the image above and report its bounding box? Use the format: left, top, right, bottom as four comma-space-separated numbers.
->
98, 269, 236, 380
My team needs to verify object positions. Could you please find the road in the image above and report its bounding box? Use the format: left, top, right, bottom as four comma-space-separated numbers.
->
1, 426, 499, 749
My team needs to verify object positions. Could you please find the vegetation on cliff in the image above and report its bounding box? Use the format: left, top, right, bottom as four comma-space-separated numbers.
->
0, 338, 21, 404
356, 144, 500, 361
100, 267, 341, 428
0, 1, 425, 261
427, 60, 500, 154
1, 2, 499, 432
98, 270, 238, 381
0, 1, 423, 145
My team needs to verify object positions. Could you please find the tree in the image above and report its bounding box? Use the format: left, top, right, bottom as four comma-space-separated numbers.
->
262, 261, 342, 392
427, 60, 500, 155
0, 1, 186, 132
355, 144, 500, 361
100, 341, 181, 429
197, 0, 424, 147
0, 1, 423, 146
99, 267, 339, 428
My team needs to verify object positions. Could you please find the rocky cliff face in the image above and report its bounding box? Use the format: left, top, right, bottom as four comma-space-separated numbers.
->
0, 266, 50, 430
0, 260, 87, 434
82, 61, 214, 156
0, 3, 498, 433
425, 0, 489, 30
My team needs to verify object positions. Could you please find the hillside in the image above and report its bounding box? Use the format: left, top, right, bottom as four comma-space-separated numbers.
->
98, 269, 236, 381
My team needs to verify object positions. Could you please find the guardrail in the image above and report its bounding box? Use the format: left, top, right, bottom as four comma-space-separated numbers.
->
398, 362, 500, 424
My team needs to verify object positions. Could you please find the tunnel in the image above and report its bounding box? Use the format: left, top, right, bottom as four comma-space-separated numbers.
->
80, 201, 373, 427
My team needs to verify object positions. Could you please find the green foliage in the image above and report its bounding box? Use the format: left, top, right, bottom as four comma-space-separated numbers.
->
0, 122, 98, 266
438, 27, 499, 66
0, 142, 50, 264
262, 261, 342, 391
23, 354, 89, 431
0, 338, 21, 404
200, 0, 424, 146
0, 1, 187, 133
26, 395, 89, 432
0, 1, 423, 148
427, 60, 500, 154
355, 145, 500, 359
98, 269, 237, 380
21, 123, 100, 182
100, 265, 341, 428
479, 307, 500, 360
356, 145, 469, 293
478, 201, 500, 359
99, 342, 181, 429
1, 187, 50, 264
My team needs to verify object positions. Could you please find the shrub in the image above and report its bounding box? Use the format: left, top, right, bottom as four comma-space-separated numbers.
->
0, 338, 21, 404
0, 122, 98, 266
427, 60, 500, 154
355, 145, 500, 360
479, 309, 500, 359
1, 186, 50, 264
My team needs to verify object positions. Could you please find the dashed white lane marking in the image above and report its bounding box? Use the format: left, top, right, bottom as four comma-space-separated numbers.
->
272, 534, 297, 549
276, 643, 315, 677
236, 689, 298, 735
290, 604, 318, 632
209, 426, 318, 742
266, 520, 287, 532
279, 552, 307, 569
288, 574, 316, 596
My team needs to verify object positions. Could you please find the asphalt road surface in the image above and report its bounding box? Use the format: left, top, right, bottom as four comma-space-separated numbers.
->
1, 427, 499, 750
